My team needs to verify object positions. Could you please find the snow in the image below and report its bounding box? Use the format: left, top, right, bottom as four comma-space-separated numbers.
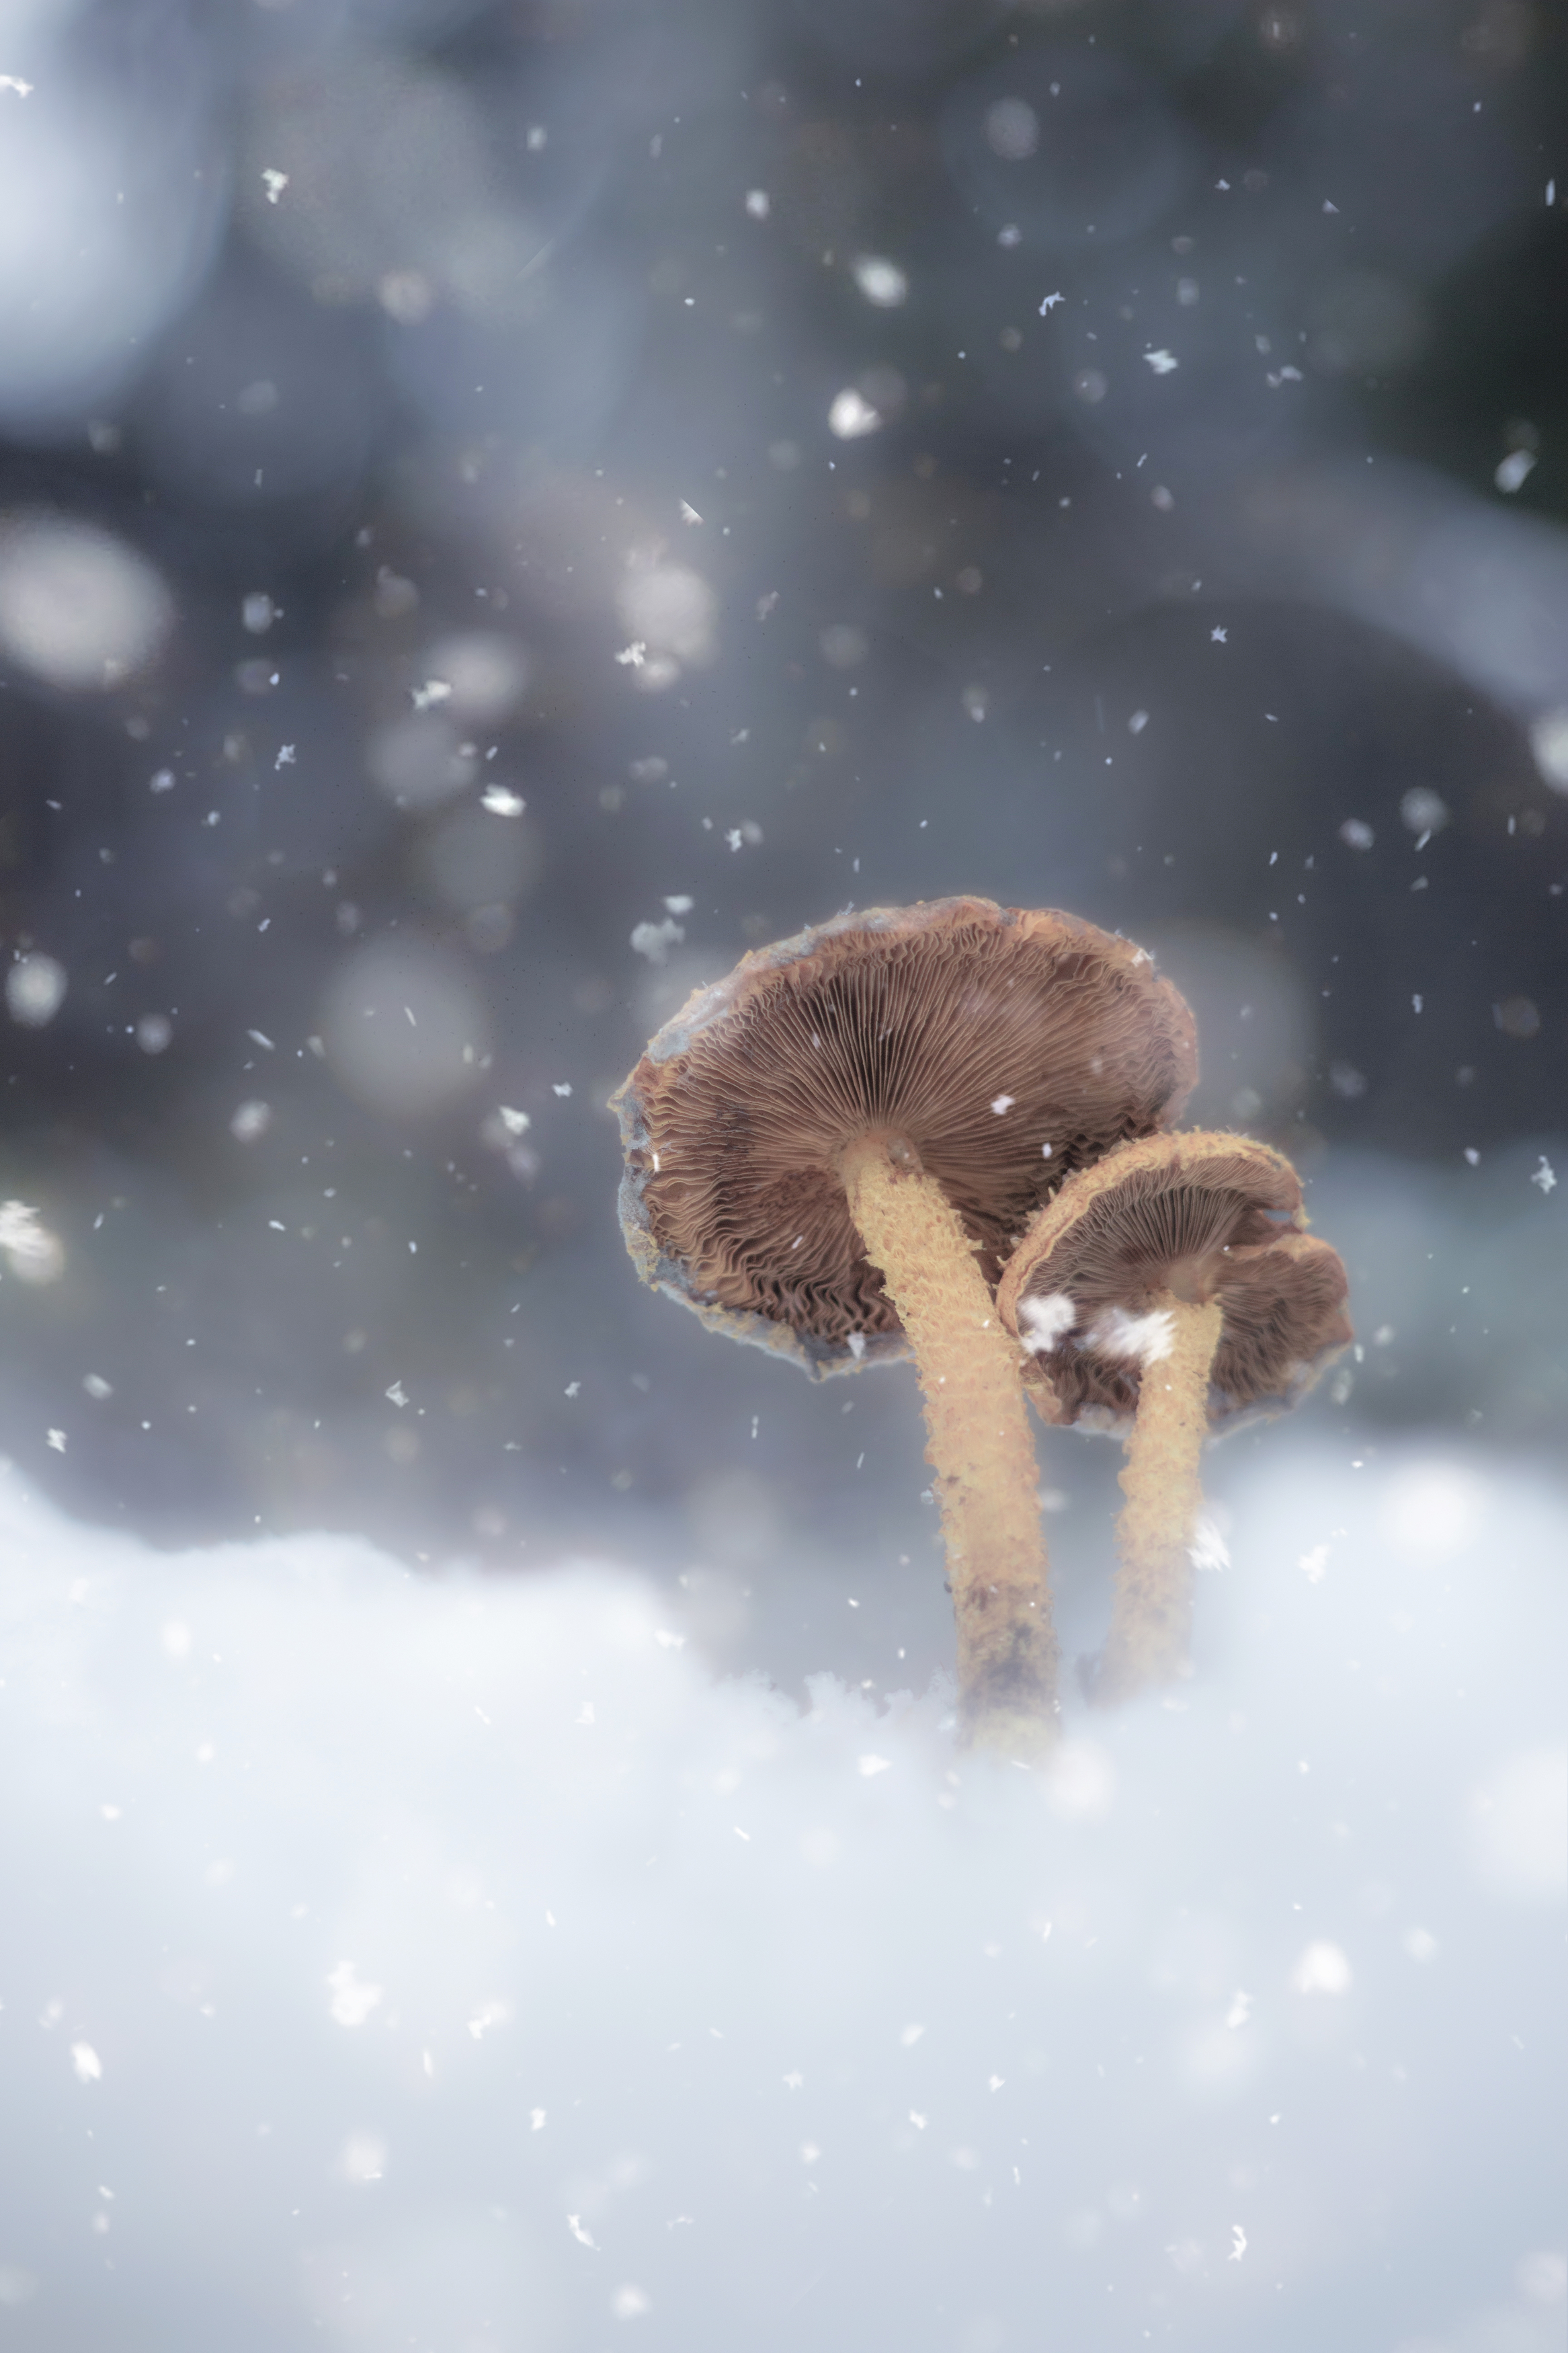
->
1528, 709, 1568, 792
1494, 450, 1536, 495
0, 1201, 63, 1282
0, 516, 171, 690
851, 255, 907, 309
631, 918, 686, 965
1016, 1292, 1076, 1354
1288, 1940, 1353, 1996
1400, 787, 1449, 834
229, 1101, 272, 1144
827, 389, 882, 440
0, 1443, 1559, 2348
1089, 1304, 1175, 1364
985, 99, 1039, 162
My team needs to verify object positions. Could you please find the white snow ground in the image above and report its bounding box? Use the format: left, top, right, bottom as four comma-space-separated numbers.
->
0, 1444, 1562, 2353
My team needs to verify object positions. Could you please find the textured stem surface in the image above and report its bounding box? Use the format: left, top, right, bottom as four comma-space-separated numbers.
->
841, 1136, 1057, 1756
1098, 1293, 1223, 1704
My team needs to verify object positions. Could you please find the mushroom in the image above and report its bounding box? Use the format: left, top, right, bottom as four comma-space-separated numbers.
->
610, 897, 1197, 1755
996, 1129, 1352, 1704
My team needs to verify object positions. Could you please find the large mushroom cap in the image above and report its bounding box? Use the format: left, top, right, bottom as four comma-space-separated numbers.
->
611, 896, 1197, 1378
997, 1128, 1352, 1431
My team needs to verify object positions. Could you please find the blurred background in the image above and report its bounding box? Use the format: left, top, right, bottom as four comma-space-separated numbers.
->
1, 0, 1565, 1695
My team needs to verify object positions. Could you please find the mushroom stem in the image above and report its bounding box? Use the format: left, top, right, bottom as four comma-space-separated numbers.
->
1096, 1292, 1224, 1704
840, 1135, 1058, 1756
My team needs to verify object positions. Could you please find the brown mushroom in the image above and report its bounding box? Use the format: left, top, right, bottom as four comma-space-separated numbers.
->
610, 897, 1197, 1755
996, 1129, 1352, 1704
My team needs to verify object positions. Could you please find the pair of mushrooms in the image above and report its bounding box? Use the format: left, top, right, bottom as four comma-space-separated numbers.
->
612, 899, 1350, 1757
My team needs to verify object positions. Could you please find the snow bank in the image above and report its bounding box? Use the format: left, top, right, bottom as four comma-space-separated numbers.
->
0, 1447, 1561, 2352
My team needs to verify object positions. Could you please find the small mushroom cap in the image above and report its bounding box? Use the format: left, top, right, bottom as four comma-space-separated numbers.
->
996, 1128, 1352, 1431
611, 897, 1197, 1379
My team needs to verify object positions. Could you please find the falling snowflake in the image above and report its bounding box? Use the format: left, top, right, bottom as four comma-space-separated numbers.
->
339, 2133, 386, 2184
467, 2001, 511, 2040
1290, 1940, 1352, 1995
827, 388, 882, 440
630, 918, 685, 963
852, 254, 907, 309
325, 1962, 384, 2027
1, 1201, 64, 1281
230, 1101, 271, 1143
1189, 1515, 1230, 1572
